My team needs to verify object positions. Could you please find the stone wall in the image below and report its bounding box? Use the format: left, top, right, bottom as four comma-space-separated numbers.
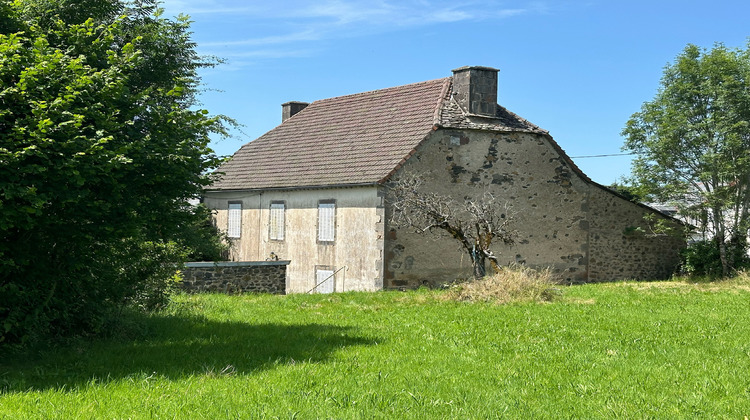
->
384, 129, 592, 287
587, 187, 683, 281
180, 261, 289, 294
383, 128, 684, 288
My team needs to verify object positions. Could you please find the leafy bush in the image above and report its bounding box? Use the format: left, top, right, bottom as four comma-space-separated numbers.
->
127, 241, 187, 312
184, 205, 230, 262
0, 1, 228, 346
681, 239, 749, 277
680, 241, 723, 277
444, 265, 560, 304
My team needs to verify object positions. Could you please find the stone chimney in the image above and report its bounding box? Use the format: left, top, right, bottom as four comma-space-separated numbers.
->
281, 101, 309, 122
451, 66, 499, 117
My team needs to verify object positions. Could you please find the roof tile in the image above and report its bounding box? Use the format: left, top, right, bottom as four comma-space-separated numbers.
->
209, 76, 551, 191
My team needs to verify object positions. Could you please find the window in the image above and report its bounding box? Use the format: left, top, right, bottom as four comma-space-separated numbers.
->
269, 201, 285, 241
227, 202, 242, 238
315, 268, 335, 294
317, 200, 335, 242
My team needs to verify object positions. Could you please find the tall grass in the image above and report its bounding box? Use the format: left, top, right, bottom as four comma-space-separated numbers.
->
2, 278, 750, 418
444, 264, 558, 303
646, 269, 750, 292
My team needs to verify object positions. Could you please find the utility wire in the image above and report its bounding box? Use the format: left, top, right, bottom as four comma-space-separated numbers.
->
570, 152, 636, 159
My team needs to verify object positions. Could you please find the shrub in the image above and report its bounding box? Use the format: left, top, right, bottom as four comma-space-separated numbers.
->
680, 240, 723, 277
445, 265, 560, 304
184, 205, 230, 262
127, 241, 187, 312
0, 1, 228, 346
680, 239, 749, 277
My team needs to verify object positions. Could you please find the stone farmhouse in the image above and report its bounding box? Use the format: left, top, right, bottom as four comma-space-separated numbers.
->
203, 66, 684, 293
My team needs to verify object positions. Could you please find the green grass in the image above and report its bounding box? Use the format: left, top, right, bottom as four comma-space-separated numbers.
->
2, 280, 750, 418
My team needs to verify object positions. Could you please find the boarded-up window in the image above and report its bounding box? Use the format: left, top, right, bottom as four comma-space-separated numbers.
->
315, 268, 335, 294
269, 202, 285, 241
318, 201, 335, 242
227, 202, 242, 238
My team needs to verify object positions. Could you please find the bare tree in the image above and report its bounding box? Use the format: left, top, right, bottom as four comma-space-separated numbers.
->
387, 173, 516, 278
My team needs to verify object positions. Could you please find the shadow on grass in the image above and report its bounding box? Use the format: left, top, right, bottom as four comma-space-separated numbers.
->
0, 311, 377, 393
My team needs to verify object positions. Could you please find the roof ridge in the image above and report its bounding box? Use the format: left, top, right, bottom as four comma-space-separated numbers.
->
309, 77, 451, 105
432, 78, 452, 126
496, 104, 547, 133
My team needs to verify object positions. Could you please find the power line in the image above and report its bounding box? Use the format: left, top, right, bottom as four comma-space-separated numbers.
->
570, 152, 636, 159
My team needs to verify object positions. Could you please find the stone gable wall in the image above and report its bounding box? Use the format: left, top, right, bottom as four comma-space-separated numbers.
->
383, 128, 684, 288
180, 261, 288, 294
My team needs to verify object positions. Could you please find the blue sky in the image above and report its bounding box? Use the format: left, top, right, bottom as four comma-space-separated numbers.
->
160, 0, 749, 185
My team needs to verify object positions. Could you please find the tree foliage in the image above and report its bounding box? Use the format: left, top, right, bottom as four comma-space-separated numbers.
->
0, 0, 228, 344
622, 42, 750, 276
607, 182, 648, 203
387, 173, 516, 279
679, 239, 749, 277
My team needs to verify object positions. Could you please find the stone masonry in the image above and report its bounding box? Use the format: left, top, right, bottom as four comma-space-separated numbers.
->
180, 261, 288, 294
383, 129, 684, 287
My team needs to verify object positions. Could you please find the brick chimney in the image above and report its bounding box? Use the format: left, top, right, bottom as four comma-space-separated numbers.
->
281, 101, 309, 122
451, 66, 499, 117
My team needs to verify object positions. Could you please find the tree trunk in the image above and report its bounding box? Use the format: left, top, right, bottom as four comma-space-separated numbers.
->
718, 239, 731, 277
713, 206, 731, 277
471, 249, 486, 279
727, 234, 747, 273
488, 258, 501, 274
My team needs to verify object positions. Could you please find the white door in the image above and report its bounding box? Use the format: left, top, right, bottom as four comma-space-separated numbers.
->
315, 269, 335, 294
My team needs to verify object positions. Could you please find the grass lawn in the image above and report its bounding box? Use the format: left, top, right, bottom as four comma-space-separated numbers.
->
2, 279, 750, 418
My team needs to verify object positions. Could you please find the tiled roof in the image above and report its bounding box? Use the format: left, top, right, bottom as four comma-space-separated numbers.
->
209, 77, 551, 191
210, 78, 450, 190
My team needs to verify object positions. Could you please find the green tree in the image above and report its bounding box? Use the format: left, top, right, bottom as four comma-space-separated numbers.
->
622, 42, 750, 277
0, 0, 228, 344
607, 182, 648, 203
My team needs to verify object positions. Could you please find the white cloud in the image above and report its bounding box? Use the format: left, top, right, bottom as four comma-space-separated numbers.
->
294, 1, 397, 24
282, 1, 528, 26
159, 0, 259, 15
221, 49, 318, 59
161, 1, 542, 69
200, 30, 320, 48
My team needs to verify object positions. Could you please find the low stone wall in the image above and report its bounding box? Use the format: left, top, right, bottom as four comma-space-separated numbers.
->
180, 261, 289, 294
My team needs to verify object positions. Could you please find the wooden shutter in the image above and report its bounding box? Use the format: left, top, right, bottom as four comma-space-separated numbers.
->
318, 201, 335, 242
227, 202, 242, 238
269, 202, 285, 240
